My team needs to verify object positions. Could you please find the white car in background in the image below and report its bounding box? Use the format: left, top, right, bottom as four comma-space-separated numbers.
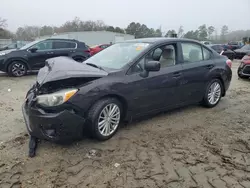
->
201, 41, 212, 45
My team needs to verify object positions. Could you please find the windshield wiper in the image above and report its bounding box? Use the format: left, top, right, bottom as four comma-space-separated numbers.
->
86, 62, 105, 71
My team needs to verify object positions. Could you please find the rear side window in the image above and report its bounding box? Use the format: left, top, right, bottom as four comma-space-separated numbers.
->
203, 47, 212, 60
53, 41, 76, 49
181, 43, 203, 63
78, 42, 88, 49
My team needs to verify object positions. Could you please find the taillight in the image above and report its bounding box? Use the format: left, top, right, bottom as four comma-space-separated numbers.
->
226, 59, 232, 68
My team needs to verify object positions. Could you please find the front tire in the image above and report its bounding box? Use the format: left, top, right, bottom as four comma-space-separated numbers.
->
238, 72, 247, 79
8, 61, 27, 77
87, 98, 123, 141
202, 79, 223, 108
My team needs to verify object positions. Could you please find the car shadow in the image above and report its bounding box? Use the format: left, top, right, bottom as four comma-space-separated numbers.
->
0, 71, 38, 78
36, 104, 204, 149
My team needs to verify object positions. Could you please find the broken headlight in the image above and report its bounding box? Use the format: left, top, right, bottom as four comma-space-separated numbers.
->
36, 89, 78, 107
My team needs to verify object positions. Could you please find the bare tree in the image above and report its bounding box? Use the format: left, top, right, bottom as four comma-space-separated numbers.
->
0, 17, 7, 28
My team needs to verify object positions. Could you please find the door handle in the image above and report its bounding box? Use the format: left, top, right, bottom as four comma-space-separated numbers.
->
46, 52, 54, 54
206, 65, 214, 69
173, 72, 182, 78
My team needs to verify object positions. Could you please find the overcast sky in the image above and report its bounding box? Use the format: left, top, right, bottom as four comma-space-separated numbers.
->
1, 0, 250, 33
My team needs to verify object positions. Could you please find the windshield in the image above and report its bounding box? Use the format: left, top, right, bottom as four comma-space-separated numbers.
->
20, 40, 42, 50
85, 42, 151, 69
241, 45, 250, 50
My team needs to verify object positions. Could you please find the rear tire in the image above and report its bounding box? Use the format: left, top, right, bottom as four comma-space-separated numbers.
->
8, 61, 27, 77
202, 79, 223, 108
87, 98, 123, 141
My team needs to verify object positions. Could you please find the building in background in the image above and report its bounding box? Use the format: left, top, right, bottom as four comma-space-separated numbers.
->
35, 31, 135, 46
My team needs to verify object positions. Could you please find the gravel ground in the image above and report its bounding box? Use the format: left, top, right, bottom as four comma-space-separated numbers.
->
1, 61, 250, 188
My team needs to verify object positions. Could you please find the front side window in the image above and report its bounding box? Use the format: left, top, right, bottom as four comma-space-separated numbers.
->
85, 42, 151, 69
32, 41, 52, 51
129, 44, 177, 73
53, 41, 76, 49
181, 43, 203, 63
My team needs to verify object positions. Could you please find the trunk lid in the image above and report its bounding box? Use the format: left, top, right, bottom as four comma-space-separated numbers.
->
37, 56, 108, 85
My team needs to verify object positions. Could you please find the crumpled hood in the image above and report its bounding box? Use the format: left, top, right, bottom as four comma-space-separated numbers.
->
37, 56, 108, 85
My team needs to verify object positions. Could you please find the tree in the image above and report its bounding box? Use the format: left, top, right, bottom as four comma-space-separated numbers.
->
0, 17, 7, 28
125, 22, 156, 38
0, 18, 13, 39
106, 26, 115, 32
207, 26, 215, 39
125, 22, 138, 36
220, 25, 229, 41
177, 26, 184, 38
184, 30, 199, 40
39, 25, 54, 36
198, 24, 208, 40
114, 27, 125, 34
16, 26, 40, 40
165, 30, 176, 37
154, 27, 162, 37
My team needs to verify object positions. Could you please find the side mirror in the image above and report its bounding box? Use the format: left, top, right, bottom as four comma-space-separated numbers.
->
145, 61, 161, 72
140, 61, 160, 78
29, 47, 38, 53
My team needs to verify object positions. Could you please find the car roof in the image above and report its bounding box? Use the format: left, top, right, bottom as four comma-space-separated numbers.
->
45, 38, 79, 42
123, 37, 199, 44
208, 44, 222, 47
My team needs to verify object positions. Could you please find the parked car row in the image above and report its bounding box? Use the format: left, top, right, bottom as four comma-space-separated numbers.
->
0, 38, 112, 77
0, 39, 91, 76
207, 43, 250, 61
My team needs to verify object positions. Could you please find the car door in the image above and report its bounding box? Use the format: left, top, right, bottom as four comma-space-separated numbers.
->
52, 40, 77, 57
180, 42, 214, 103
125, 43, 184, 115
27, 40, 54, 70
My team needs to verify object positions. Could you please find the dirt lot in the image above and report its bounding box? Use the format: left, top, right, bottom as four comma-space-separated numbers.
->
1, 61, 250, 188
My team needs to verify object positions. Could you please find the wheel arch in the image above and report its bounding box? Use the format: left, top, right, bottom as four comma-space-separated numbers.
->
211, 76, 225, 97
6, 58, 30, 72
89, 93, 128, 120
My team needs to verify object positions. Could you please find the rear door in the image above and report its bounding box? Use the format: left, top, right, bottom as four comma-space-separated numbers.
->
180, 42, 214, 103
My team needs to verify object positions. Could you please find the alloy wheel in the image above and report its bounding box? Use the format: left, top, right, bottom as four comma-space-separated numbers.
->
208, 82, 221, 105
98, 103, 121, 137
12, 63, 26, 76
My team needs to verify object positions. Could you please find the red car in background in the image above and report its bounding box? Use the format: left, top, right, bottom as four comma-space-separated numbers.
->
238, 53, 250, 78
90, 44, 111, 55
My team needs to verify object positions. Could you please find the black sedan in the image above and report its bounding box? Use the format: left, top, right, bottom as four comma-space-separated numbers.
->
234, 44, 250, 59
22, 38, 232, 143
208, 44, 235, 60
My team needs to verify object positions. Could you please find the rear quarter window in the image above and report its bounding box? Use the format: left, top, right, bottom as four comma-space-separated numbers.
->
203, 47, 212, 60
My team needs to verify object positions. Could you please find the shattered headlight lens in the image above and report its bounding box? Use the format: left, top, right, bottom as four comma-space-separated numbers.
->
36, 89, 78, 107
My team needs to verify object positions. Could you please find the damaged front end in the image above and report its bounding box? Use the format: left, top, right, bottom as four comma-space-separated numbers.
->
22, 57, 107, 143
